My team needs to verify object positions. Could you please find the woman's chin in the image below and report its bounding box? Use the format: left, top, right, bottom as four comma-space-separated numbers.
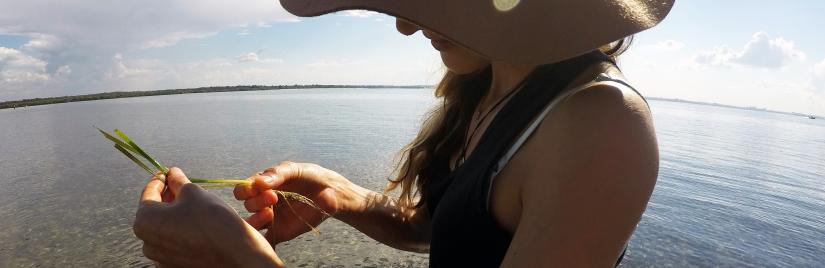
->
431, 39, 455, 52
437, 44, 490, 74
442, 56, 488, 75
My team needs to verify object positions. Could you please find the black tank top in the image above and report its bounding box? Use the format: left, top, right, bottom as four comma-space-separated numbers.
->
425, 51, 626, 267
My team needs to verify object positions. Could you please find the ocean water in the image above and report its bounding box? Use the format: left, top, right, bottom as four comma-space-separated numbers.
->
0, 88, 822, 267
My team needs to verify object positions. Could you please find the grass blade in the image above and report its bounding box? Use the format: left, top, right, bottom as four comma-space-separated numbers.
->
278, 191, 330, 218
100, 127, 330, 235
97, 127, 140, 155
114, 129, 168, 173
114, 144, 155, 175
279, 193, 321, 236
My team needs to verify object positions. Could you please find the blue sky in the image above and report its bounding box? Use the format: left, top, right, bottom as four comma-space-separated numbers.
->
0, 0, 823, 115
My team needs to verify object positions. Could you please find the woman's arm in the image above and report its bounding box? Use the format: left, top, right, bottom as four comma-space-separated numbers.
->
235, 162, 431, 253
336, 186, 432, 253
500, 84, 659, 267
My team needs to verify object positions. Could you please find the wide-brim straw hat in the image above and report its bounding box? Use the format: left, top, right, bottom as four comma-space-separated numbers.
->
279, 0, 675, 65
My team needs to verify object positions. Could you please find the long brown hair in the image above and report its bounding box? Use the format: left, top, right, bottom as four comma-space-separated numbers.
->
386, 37, 634, 208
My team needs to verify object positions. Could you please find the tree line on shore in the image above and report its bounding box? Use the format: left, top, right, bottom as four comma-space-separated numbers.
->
0, 85, 431, 110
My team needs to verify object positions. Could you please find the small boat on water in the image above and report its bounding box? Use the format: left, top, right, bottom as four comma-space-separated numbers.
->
809, 115, 817, 119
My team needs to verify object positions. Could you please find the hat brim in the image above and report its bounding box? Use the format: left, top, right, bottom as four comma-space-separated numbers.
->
280, 0, 675, 65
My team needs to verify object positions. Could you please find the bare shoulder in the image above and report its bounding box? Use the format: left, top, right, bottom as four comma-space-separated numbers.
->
525, 79, 659, 186
560, 79, 652, 129
498, 78, 660, 266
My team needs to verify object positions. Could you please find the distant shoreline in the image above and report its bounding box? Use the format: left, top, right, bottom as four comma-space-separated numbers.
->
646, 97, 821, 119
0, 85, 432, 110
0, 86, 820, 119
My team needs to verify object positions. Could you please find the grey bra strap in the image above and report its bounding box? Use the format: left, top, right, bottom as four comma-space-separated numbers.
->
485, 73, 645, 211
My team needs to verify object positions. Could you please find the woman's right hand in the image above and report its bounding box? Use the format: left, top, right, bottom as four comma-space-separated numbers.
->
234, 161, 365, 244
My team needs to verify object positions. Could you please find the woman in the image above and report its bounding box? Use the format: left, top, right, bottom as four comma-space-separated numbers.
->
133, 0, 674, 266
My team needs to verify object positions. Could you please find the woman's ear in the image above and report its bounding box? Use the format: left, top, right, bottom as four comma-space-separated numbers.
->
396, 18, 420, 36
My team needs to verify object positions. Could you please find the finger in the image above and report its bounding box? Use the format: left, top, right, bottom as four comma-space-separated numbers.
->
165, 167, 192, 197
142, 244, 163, 262
161, 186, 175, 203
256, 162, 302, 190
249, 173, 279, 191
143, 243, 200, 268
142, 243, 170, 263
244, 190, 279, 212
246, 207, 275, 230
233, 179, 258, 200
133, 207, 163, 244
140, 179, 165, 205
152, 171, 167, 183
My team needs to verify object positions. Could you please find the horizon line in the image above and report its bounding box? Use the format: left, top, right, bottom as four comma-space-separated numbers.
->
0, 84, 821, 118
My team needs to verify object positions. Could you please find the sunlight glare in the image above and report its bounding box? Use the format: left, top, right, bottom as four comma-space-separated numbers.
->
493, 0, 520, 12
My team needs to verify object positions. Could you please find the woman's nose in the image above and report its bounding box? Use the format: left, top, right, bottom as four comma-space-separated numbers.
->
395, 18, 420, 35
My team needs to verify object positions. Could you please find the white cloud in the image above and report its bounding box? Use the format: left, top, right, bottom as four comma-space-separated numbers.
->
0, 47, 47, 69
237, 29, 251, 36
21, 33, 61, 52
106, 55, 152, 79
306, 59, 367, 68
693, 46, 737, 66
256, 22, 272, 28
55, 65, 71, 77
0, 47, 50, 83
182, 58, 234, 68
341, 10, 378, 18
140, 31, 217, 49
693, 32, 806, 69
235, 52, 284, 63
236, 52, 260, 62
650, 40, 684, 51
101, 56, 285, 90
2, 72, 50, 83
734, 32, 805, 68
276, 17, 302, 23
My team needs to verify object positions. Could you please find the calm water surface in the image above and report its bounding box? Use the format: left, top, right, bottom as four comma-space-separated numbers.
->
0, 88, 823, 267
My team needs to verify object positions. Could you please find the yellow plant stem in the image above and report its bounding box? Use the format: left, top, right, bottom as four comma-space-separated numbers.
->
190, 178, 251, 185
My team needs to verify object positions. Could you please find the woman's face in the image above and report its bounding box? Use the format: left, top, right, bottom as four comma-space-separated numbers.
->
396, 18, 488, 75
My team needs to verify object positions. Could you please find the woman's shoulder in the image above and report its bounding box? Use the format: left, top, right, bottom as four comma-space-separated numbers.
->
560, 74, 651, 125
518, 68, 659, 186
487, 66, 659, 234
561, 65, 649, 116
553, 65, 652, 136
496, 69, 660, 268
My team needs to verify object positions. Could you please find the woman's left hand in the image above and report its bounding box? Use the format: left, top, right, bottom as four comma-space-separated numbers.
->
133, 167, 284, 267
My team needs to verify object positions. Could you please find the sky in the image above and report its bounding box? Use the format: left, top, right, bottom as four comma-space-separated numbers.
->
0, 0, 823, 115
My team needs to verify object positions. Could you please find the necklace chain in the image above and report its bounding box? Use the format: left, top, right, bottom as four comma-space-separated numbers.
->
458, 82, 524, 163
